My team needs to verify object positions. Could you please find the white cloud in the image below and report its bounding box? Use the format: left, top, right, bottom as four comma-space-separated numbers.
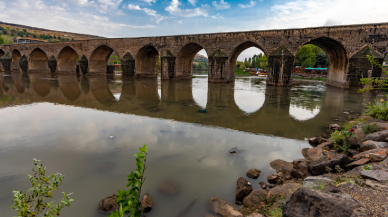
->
165, 0, 209, 17
188, 0, 196, 6
52, 0, 123, 13
211, 13, 224, 19
257, 0, 387, 30
238, 1, 256, 8
127, 4, 166, 23
140, 0, 157, 4
177, 20, 183, 24
212, 0, 230, 10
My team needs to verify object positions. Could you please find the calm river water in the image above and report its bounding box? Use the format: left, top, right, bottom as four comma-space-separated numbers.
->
0, 71, 379, 216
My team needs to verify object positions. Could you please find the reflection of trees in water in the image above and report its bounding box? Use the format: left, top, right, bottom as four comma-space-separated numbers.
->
290, 84, 325, 111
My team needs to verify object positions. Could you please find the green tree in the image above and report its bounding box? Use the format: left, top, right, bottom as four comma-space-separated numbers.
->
302, 57, 316, 68
239, 63, 246, 70
0, 36, 4, 45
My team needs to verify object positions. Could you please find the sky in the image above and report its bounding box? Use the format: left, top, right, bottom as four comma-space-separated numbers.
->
0, 0, 386, 61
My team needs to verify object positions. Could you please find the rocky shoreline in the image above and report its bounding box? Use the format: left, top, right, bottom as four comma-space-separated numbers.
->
208, 115, 388, 217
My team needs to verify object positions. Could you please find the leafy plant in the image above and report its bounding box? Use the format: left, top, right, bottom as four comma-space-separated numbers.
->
362, 123, 380, 135
364, 97, 388, 121
11, 159, 74, 217
359, 53, 388, 92
110, 144, 148, 217
363, 165, 373, 171
331, 127, 354, 154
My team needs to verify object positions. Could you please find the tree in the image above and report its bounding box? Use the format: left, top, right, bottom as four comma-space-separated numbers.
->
23, 29, 27, 32
248, 57, 251, 64
0, 36, 4, 45
302, 57, 316, 68
239, 63, 246, 70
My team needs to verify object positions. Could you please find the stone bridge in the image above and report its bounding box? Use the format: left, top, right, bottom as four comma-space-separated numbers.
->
0, 22, 387, 88
0, 72, 375, 140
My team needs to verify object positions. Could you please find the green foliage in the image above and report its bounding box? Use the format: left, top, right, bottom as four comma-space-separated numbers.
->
362, 123, 380, 135
364, 96, 388, 120
110, 145, 148, 217
363, 165, 373, 171
257, 54, 268, 70
359, 54, 388, 92
295, 44, 328, 67
331, 127, 354, 154
0, 36, 4, 45
11, 159, 74, 217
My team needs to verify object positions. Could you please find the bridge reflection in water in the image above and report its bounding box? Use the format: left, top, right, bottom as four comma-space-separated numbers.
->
0, 71, 375, 140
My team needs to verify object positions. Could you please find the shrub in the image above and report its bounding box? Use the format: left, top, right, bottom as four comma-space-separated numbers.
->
364, 97, 388, 120
11, 159, 74, 217
110, 144, 148, 217
331, 127, 354, 154
362, 123, 380, 135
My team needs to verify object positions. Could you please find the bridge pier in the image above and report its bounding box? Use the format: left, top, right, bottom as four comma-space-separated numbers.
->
78, 55, 88, 75
19, 55, 28, 71
48, 56, 57, 73
121, 52, 135, 76
0, 52, 12, 71
346, 46, 384, 87
208, 50, 230, 83
161, 51, 176, 80
266, 46, 294, 86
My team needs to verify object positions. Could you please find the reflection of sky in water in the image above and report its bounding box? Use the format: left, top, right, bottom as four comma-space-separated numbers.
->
192, 78, 208, 108
235, 91, 265, 113
289, 105, 321, 121
113, 93, 121, 101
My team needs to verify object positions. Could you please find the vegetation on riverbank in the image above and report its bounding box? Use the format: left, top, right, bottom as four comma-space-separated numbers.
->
293, 77, 326, 81
235, 69, 252, 76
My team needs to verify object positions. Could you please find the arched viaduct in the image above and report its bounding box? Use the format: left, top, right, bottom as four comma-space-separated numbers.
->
0, 22, 387, 88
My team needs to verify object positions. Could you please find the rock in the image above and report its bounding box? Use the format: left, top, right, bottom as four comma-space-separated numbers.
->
305, 147, 326, 161
269, 159, 293, 173
343, 111, 350, 115
360, 140, 388, 151
268, 184, 276, 188
346, 158, 370, 169
349, 136, 361, 149
99, 194, 118, 212
291, 159, 310, 179
351, 207, 369, 217
209, 197, 243, 217
365, 130, 388, 141
246, 169, 261, 179
369, 153, 386, 162
317, 141, 334, 149
303, 176, 335, 189
308, 154, 348, 176
242, 189, 268, 208
259, 181, 267, 189
140, 193, 152, 213
352, 148, 387, 161
235, 177, 253, 204
359, 170, 388, 182
246, 214, 264, 217
266, 183, 301, 203
159, 180, 180, 195
322, 184, 341, 193
371, 122, 388, 130
282, 187, 365, 217
366, 119, 386, 123
328, 124, 341, 131
267, 174, 282, 184
302, 148, 309, 158
307, 137, 321, 146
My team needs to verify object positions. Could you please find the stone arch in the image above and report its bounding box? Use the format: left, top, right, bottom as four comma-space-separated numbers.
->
135, 44, 159, 77
175, 42, 207, 79
57, 46, 79, 73
228, 41, 268, 80
0, 49, 5, 71
298, 37, 348, 87
28, 48, 49, 72
89, 44, 119, 74
11, 49, 22, 71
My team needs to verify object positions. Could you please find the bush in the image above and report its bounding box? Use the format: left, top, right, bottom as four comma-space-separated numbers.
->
11, 159, 74, 217
365, 97, 388, 120
362, 123, 380, 135
331, 127, 355, 154
110, 144, 148, 217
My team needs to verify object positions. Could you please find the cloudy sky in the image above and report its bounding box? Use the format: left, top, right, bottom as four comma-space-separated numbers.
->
0, 0, 386, 60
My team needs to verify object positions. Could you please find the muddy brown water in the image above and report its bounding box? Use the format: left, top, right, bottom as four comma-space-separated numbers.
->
0, 71, 380, 216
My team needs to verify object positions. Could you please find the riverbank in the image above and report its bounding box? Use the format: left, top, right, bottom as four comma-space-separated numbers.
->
209, 112, 388, 216
293, 73, 327, 81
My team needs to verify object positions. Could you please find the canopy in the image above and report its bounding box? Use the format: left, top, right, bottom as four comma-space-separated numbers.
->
305, 67, 327, 70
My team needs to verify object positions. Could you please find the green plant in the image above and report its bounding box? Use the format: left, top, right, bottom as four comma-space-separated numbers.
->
363, 165, 373, 171
331, 127, 354, 154
325, 166, 333, 174
359, 53, 388, 92
362, 123, 380, 135
364, 97, 388, 121
312, 182, 326, 191
335, 165, 344, 175
110, 144, 148, 217
268, 207, 283, 217
11, 159, 74, 217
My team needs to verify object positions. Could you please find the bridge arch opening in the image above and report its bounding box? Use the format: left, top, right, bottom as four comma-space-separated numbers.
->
297, 37, 347, 87
57, 46, 79, 73
89, 45, 119, 74
135, 45, 159, 78
29, 48, 49, 72
11, 49, 21, 71
229, 41, 268, 79
175, 43, 208, 79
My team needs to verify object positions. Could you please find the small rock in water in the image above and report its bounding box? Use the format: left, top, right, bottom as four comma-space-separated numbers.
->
246, 169, 261, 179
229, 150, 236, 154
343, 111, 350, 115
99, 194, 118, 212
259, 181, 267, 189
268, 184, 276, 188
140, 193, 153, 213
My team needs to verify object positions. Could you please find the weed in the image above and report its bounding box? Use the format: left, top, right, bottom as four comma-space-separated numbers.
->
363, 165, 373, 171
362, 123, 380, 135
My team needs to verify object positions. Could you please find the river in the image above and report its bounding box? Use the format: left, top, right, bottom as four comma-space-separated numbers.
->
0, 70, 378, 216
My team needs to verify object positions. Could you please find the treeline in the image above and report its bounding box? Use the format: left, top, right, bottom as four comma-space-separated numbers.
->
193, 62, 208, 70
236, 53, 268, 70
295, 44, 328, 68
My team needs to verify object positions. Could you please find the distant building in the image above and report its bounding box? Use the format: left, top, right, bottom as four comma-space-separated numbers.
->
12, 37, 46, 44
63, 35, 74, 37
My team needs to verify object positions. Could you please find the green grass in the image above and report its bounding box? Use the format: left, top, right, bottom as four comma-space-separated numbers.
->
235, 69, 252, 76
0, 35, 13, 45
294, 77, 326, 81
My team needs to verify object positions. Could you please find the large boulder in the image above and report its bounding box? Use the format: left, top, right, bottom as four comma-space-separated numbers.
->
346, 158, 370, 169
365, 130, 388, 141
209, 197, 243, 217
308, 154, 349, 176
269, 159, 293, 173
302, 176, 334, 189
371, 122, 388, 130
305, 147, 324, 161
266, 183, 301, 203
292, 159, 310, 179
246, 168, 261, 179
242, 189, 268, 208
352, 148, 387, 161
359, 141, 388, 151
369, 153, 386, 162
359, 170, 388, 182
282, 187, 365, 217
235, 177, 253, 204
